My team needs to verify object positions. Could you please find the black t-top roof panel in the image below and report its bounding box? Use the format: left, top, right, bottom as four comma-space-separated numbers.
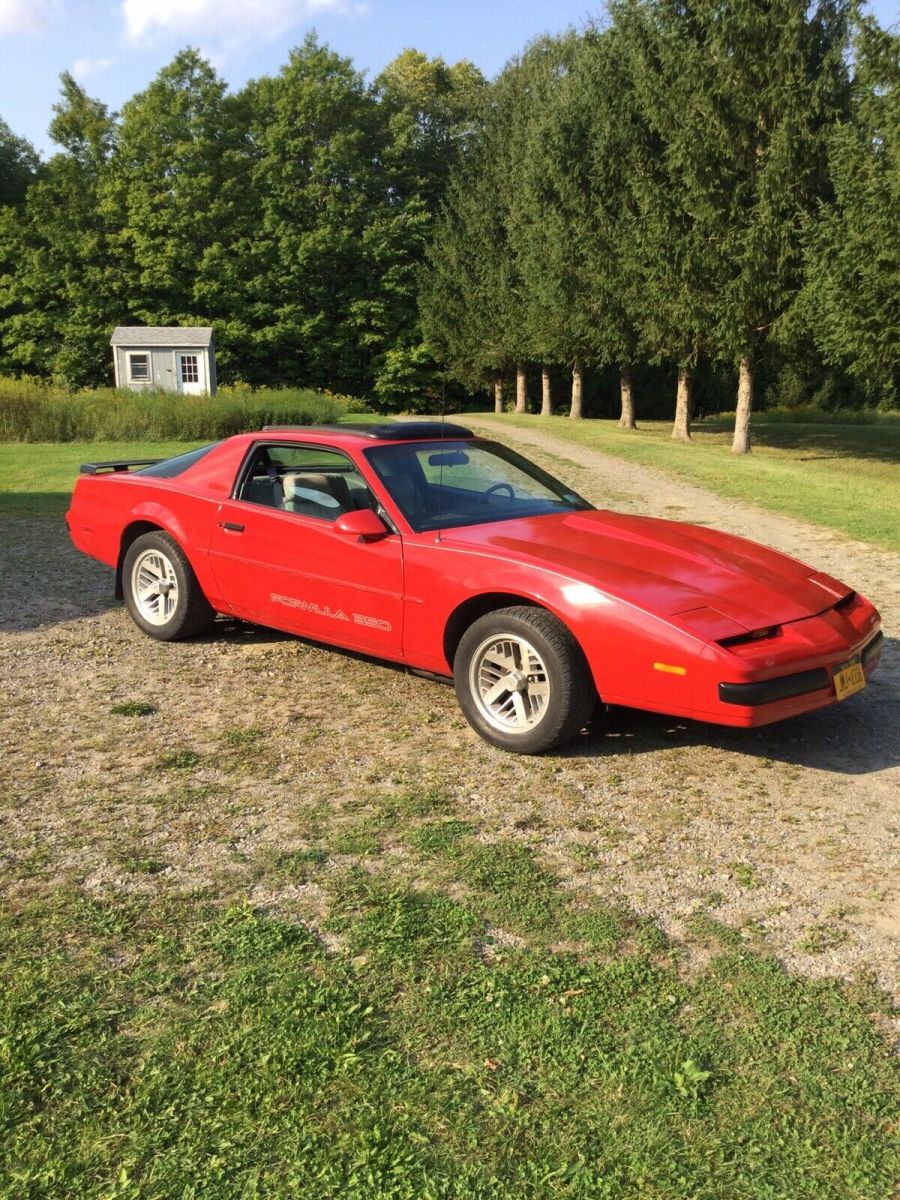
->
261, 421, 476, 440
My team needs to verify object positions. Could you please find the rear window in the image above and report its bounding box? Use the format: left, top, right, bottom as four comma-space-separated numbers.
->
139, 444, 219, 478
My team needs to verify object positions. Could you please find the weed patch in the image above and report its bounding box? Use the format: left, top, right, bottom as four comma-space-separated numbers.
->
110, 700, 157, 717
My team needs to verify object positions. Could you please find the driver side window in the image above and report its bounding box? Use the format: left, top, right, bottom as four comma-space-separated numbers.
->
236, 444, 375, 521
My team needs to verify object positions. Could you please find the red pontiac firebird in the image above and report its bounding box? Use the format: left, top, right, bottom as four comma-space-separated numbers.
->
66, 421, 883, 754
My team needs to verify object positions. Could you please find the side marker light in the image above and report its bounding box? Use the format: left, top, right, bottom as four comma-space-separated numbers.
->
654, 662, 687, 676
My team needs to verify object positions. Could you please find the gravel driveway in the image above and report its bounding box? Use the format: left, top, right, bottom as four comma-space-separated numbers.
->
1, 425, 897, 1002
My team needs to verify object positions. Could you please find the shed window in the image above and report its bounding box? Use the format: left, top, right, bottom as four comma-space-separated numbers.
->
180, 354, 199, 384
128, 353, 150, 382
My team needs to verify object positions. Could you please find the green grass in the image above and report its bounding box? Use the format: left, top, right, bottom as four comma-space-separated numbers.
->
109, 700, 158, 718
1, 866, 896, 1199
475, 413, 900, 551
1, 760, 896, 1196
0, 416, 381, 514
0, 441, 204, 514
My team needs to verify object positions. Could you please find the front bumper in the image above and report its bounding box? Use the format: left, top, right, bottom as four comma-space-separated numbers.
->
699, 614, 883, 727
718, 631, 883, 708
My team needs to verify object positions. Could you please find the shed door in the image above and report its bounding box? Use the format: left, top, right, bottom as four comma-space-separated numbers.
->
176, 351, 205, 395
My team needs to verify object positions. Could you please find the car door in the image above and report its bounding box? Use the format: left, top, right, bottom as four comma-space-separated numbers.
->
207, 442, 404, 656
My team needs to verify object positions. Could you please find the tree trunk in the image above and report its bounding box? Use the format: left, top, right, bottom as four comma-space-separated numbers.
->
515, 364, 527, 413
570, 357, 584, 419
618, 363, 636, 429
732, 355, 753, 455
672, 366, 693, 441
493, 369, 504, 414
541, 366, 553, 416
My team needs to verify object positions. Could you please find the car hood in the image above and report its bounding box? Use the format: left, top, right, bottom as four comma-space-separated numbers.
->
444, 510, 850, 634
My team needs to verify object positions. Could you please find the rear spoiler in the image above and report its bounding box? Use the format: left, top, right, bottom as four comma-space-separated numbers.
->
79, 459, 163, 475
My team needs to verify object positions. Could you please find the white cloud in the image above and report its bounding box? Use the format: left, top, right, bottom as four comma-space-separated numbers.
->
122, 0, 347, 45
72, 55, 114, 80
0, 0, 58, 35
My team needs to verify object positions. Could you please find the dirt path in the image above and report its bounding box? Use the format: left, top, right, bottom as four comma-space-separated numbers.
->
1, 427, 898, 1001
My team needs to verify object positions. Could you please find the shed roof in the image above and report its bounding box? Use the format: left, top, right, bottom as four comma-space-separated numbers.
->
110, 326, 214, 348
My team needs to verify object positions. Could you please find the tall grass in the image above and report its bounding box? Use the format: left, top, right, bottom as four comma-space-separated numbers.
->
703, 405, 899, 426
0, 378, 350, 442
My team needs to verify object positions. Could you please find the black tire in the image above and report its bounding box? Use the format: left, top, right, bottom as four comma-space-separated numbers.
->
122, 530, 214, 641
453, 606, 596, 754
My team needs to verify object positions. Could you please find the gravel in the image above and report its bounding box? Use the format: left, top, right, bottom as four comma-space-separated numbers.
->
0, 429, 897, 1004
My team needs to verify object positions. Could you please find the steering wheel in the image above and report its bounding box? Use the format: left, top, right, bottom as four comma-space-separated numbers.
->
478, 482, 515, 504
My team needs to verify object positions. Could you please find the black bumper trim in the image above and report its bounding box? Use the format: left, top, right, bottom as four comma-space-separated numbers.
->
861, 630, 883, 669
719, 668, 831, 707
719, 629, 883, 708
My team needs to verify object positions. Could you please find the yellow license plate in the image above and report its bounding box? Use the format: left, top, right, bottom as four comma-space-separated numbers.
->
833, 657, 866, 701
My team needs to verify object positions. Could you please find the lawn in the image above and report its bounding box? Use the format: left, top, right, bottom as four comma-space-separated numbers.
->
3, 831, 896, 1199
4, 416, 898, 547
0, 441, 204, 514
473, 414, 900, 552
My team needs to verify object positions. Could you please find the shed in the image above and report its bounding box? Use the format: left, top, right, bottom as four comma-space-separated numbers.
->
110, 327, 216, 396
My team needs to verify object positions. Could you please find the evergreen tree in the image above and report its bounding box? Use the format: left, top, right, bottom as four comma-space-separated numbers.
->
506, 33, 594, 417
545, 27, 645, 424
246, 35, 382, 390
609, 0, 724, 440
703, 0, 852, 452
367, 50, 485, 409
419, 144, 519, 395
801, 15, 900, 404
423, 43, 581, 409
610, 0, 851, 450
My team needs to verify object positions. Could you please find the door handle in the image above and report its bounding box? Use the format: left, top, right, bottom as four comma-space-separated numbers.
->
220, 521, 244, 533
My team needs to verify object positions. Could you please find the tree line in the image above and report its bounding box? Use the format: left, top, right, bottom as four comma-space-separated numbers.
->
420, 1, 899, 451
0, 4, 897, 450
0, 37, 486, 409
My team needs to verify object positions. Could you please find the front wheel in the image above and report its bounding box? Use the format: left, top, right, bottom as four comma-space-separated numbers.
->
453, 606, 596, 754
123, 531, 214, 641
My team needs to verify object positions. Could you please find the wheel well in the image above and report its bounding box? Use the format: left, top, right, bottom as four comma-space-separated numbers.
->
115, 521, 163, 600
443, 593, 541, 669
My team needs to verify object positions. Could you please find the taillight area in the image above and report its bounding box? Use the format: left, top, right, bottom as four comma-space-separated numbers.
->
718, 625, 782, 649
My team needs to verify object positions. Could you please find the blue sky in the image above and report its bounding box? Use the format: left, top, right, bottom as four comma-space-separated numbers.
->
2, 0, 898, 157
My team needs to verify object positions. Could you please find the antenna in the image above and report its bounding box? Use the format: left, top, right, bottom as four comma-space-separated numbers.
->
436, 364, 447, 542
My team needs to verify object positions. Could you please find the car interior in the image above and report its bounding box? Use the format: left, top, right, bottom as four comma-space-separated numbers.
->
236, 446, 377, 521
234, 439, 589, 532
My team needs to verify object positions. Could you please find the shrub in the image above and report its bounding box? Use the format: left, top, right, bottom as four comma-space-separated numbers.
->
0, 378, 351, 442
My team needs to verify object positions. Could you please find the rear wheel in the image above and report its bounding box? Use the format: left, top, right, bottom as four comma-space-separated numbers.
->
453, 606, 595, 754
123, 531, 214, 641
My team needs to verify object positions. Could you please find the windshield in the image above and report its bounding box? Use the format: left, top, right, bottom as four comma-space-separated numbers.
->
364, 440, 592, 532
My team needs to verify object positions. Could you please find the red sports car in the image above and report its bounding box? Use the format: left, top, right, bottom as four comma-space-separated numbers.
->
66, 421, 883, 753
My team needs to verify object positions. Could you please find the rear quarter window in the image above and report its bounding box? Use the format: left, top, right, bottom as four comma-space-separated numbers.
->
139, 444, 220, 478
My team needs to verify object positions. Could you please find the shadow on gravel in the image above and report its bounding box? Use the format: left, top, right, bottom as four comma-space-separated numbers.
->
0, 513, 118, 631
5, 514, 896, 777
207, 628, 899, 778
566, 637, 898, 777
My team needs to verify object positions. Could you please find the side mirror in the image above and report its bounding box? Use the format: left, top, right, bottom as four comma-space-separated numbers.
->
334, 509, 390, 542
